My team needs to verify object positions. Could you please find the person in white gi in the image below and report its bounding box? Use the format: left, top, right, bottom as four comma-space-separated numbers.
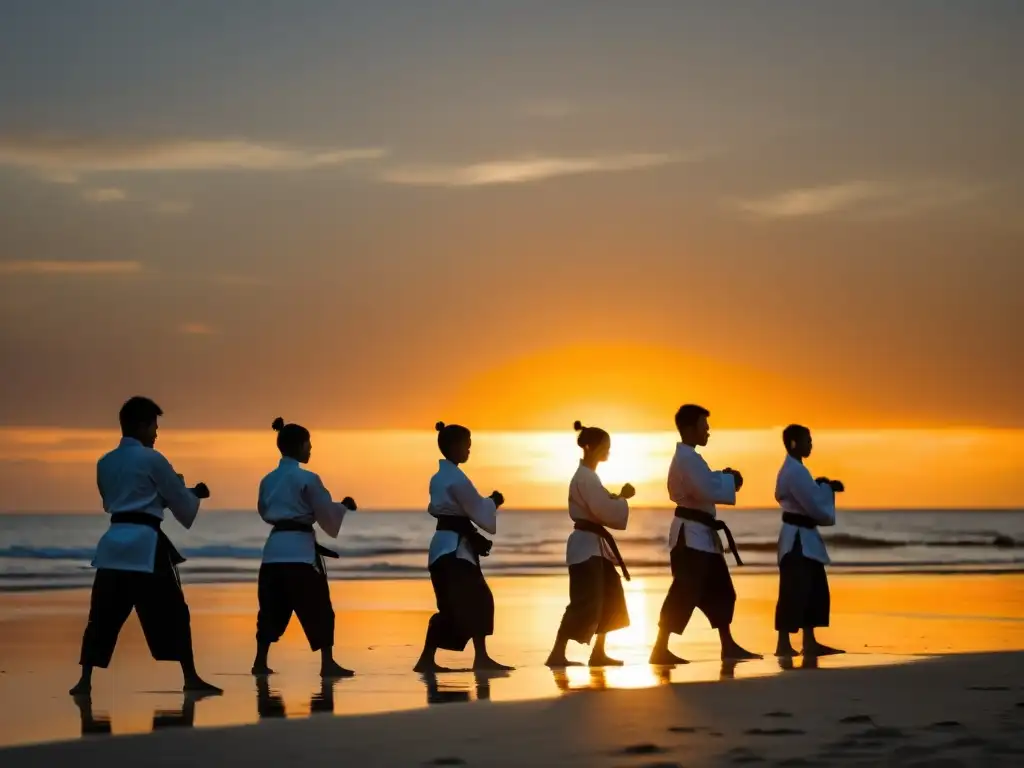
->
774, 424, 845, 657
251, 417, 357, 677
545, 421, 634, 668
70, 396, 220, 696
413, 422, 512, 673
650, 404, 762, 664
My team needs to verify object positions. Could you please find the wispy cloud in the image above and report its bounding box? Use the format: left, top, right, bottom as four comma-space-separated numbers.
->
0, 135, 388, 180
381, 152, 691, 187
0, 260, 142, 276
735, 180, 988, 220
81, 187, 127, 203
178, 322, 217, 336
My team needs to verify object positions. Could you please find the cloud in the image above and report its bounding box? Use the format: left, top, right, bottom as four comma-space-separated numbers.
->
0, 135, 388, 179
380, 152, 688, 187
736, 180, 988, 220
0, 260, 142, 276
178, 322, 217, 336
81, 187, 127, 203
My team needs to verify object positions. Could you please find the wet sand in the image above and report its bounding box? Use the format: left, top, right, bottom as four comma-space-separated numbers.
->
0, 573, 1022, 760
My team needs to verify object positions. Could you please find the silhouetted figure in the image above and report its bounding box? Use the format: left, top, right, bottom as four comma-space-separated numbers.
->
546, 421, 634, 668
774, 424, 844, 657
251, 417, 357, 678
413, 422, 512, 673
650, 404, 761, 664
70, 396, 221, 696
255, 676, 286, 719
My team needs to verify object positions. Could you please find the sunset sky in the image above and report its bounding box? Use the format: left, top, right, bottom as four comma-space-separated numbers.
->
1, 3, 1022, 510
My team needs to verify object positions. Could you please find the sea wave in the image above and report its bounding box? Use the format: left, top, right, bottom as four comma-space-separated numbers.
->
0, 532, 1018, 563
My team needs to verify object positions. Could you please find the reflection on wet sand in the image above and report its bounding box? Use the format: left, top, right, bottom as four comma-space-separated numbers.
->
74, 690, 220, 737
421, 670, 511, 705
256, 677, 346, 719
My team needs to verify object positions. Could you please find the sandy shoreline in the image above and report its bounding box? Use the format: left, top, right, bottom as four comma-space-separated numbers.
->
1, 573, 1022, 761
3, 652, 1022, 766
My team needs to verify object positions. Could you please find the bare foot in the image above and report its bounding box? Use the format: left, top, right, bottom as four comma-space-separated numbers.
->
473, 656, 515, 671
183, 677, 223, 695
775, 642, 800, 658
649, 648, 689, 665
320, 662, 355, 678
251, 665, 275, 676
414, 660, 457, 673
545, 654, 583, 668
722, 643, 762, 661
69, 680, 91, 696
588, 652, 625, 667
805, 642, 844, 656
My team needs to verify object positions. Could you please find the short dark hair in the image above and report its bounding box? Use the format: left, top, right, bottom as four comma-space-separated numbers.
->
435, 421, 471, 460
782, 423, 810, 448
119, 396, 163, 435
674, 404, 710, 434
272, 417, 311, 459
574, 420, 609, 450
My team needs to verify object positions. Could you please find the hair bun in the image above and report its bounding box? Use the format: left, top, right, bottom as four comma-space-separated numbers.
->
573, 420, 583, 432
435, 421, 446, 432
272, 417, 285, 432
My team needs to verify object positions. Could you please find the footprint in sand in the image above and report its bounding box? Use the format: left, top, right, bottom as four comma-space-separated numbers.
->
667, 726, 699, 734
853, 726, 907, 740
968, 685, 1010, 691
775, 759, 814, 767
425, 758, 466, 766
744, 727, 805, 736
634, 763, 683, 768
723, 746, 765, 764
945, 735, 990, 749
838, 714, 873, 725
925, 721, 964, 732
618, 743, 666, 756
764, 711, 793, 719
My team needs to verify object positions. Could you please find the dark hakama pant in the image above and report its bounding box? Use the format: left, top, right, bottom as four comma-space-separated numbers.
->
557, 555, 630, 643
78, 535, 192, 668
774, 535, 830, 633
256, 562, 336, 651
426, 552, 495, 652
658, 544, 736, 633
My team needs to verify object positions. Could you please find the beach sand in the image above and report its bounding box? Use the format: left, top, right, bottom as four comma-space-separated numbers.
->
1, 573, 1022, 763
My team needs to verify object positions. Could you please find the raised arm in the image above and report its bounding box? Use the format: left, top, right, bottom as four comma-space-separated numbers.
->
788, 465, 836, 526
302, 474, 348, 539
575, 472, 629, 530
151, 453, 201, 529
687, 453, 737, 506
450, 476, 498, 534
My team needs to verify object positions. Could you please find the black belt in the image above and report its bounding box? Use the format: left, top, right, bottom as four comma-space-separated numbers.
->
270, 520, 339, 559
434, 515, 492, 558
573, 519, 630, 581
110, 512, 185, 565
782, 512, 818, 529
674, 507, 743, 566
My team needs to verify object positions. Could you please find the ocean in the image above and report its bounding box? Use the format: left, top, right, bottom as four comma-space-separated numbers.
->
1, 509, 1022, 592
